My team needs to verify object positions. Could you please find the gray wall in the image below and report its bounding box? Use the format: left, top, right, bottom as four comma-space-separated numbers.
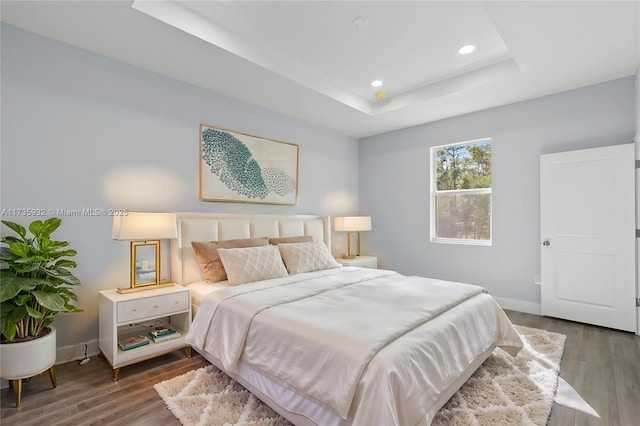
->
359, 77, 635, 310
0, 24, 359, 355
636, 64, 640, 141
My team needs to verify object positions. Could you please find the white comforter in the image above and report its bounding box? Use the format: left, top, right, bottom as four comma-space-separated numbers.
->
187, 267, 523, 425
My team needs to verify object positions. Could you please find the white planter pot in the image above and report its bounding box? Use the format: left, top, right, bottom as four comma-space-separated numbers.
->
0, 327, 56, 380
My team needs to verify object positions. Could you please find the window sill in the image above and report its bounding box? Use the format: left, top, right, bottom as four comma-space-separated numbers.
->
430, 238, 492, 247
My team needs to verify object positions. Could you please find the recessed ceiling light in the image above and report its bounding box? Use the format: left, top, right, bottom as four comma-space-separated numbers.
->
458, 45, 476, 55
371, 80, 383, 87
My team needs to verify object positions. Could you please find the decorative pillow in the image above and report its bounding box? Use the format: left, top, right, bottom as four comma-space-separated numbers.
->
278, 241, 342, 275
268, 235, 313, 245
191, 237, 269, 283
217, 245, 289, 285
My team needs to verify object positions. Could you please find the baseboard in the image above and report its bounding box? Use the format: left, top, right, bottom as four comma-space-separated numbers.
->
56, 338, 100, 365
492, 296, 541, 315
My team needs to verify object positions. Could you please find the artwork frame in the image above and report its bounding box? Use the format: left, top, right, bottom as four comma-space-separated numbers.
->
199, 124, 299, 205
131, 241, 159, 287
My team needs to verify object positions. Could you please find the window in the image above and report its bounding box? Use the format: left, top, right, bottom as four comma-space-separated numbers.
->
430, 138, 492, 244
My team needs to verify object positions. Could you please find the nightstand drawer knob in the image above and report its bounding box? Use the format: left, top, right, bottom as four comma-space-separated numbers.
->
154, 305, 159, 309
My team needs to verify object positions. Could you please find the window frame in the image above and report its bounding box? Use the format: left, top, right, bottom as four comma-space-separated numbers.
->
429, 137, 493, 246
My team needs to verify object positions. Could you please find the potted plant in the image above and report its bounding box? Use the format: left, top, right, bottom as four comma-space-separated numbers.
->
0, 217, 82, 407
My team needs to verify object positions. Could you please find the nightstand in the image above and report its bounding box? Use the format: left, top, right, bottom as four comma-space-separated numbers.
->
336, 255, 377, 269
99, 285, 192, 380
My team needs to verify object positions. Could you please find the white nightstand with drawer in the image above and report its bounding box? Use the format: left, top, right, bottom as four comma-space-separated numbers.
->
99, 285, 191, 380
336, 256, 378, 269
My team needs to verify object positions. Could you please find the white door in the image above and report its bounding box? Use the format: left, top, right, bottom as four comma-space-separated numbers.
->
540, 143, 636, 332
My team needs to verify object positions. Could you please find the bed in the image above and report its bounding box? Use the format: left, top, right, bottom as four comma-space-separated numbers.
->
170, 212, 523, 426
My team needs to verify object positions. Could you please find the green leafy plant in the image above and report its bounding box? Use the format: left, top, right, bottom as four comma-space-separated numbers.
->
0, 218, 83, 343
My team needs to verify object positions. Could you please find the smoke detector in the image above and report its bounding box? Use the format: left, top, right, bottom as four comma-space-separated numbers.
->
353, 17, 368, 28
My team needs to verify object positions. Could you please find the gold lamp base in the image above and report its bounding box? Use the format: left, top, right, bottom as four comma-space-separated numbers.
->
345, 231, 361, 259
117, 281, 175, 293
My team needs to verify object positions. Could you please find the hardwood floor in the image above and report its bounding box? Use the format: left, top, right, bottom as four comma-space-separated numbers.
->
0, 350, 208, 426
1, 312, 639, 425
505, 310, 640, 426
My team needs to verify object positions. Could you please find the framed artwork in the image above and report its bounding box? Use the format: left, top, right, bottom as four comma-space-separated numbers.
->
199, 124, 299, 205
131, 241, 159, 288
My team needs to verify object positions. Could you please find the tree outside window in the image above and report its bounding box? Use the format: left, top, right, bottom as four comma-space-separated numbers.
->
431, 139, 492, 244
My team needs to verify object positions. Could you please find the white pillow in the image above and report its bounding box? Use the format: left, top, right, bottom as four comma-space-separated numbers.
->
217, 245, 288, 285
278, 241, 342, 275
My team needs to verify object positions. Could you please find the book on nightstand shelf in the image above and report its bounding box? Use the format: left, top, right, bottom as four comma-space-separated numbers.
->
118, 335, 150, 351
148, 330, 181, 343
149, 326, 178, 337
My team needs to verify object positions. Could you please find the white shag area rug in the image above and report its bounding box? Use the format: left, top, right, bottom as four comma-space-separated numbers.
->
155, 325, 565, 426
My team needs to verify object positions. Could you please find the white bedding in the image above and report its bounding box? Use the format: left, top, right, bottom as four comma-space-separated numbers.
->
186, 267, 523, 425
187, 280, 230, 311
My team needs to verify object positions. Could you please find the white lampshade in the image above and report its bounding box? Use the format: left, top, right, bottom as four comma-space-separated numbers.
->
112, 212, 177, 241
334, 216, 372, 232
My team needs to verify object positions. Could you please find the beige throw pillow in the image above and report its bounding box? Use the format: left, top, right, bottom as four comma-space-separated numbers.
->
278, 241, 342, 275
191, 237, 269, 282
268, 235, 313, 245
217, 245, 289, 285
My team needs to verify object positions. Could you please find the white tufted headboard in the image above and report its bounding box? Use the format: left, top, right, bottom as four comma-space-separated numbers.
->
170, 212, 331, 286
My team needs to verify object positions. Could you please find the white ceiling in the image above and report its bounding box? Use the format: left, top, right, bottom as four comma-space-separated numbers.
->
2, 1, 639, 138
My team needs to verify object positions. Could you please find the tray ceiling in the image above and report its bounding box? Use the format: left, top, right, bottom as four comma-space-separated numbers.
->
2, 1, 638, 138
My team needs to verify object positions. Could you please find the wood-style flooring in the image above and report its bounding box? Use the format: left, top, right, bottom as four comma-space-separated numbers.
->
1, 311, 639, 425
505, 310, 640, 426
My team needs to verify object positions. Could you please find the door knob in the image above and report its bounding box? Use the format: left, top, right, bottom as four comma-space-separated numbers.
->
543, 240, 551, 247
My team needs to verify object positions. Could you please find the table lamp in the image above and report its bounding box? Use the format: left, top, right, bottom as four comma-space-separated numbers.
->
112, 212, 177, 293
334, 216, 372, 259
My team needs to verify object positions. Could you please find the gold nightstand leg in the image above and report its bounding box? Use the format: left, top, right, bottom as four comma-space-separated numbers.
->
185, 346, 192, 358
112, 367, 120, 381
12, 379, 22, 408
48, 365, 57, 388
